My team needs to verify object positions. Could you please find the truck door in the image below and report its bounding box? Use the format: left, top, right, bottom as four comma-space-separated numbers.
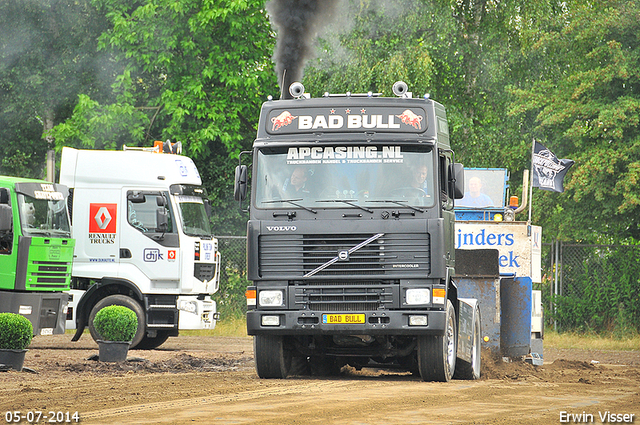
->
439, 152, 456, 269
119, 190, 181, 285
0, 187, 15, 289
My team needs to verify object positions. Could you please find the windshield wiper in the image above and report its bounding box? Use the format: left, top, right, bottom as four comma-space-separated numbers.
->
316, 199, 373, 213
368, 199, 425, 213
262, 198, 317, 214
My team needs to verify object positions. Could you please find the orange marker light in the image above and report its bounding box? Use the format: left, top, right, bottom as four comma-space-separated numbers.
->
245, 289, 257, 306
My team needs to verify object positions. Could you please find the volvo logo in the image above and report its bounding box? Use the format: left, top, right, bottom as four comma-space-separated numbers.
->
266, 226, 297, 231
338, 250, 349, 261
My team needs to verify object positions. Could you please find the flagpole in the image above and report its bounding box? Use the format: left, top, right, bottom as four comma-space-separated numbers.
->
528, 139, 535, 224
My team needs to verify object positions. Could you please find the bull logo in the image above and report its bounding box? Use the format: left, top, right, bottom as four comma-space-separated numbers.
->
271, 111, 297, 131
396, 109, 423, 130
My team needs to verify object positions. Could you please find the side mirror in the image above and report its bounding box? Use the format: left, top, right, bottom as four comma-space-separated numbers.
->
156, 208, 168, 233
234, 165, 248, 202
128, 192, 146, 203
451, 163, 465, 199
156, 196, 166, 207
0, 204, 12, 232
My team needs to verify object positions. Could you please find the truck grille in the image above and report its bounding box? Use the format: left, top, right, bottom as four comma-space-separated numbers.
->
28, 261, 72, 290
259, 233, 431, 279
294, 284, 395, 311
194, 263, 215, 282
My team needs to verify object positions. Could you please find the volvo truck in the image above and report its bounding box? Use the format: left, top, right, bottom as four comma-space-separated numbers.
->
235, 82, 481, 381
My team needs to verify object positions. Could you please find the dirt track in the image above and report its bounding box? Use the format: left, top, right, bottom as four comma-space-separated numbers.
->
1, 335, 639, 425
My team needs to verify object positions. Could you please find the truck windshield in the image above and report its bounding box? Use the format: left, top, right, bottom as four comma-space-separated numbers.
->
17, 193, 71, 237
175, 195, 212, 237
254, 144, 436, 209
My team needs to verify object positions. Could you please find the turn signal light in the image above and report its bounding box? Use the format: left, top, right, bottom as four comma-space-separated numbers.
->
246, 289, 256, 306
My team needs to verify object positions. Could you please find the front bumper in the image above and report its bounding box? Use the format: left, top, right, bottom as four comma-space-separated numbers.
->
247, 309, 446, 336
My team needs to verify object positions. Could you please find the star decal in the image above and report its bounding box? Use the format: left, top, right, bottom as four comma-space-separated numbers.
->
345, 108, 351, 114
360, 108, 366, 114
330, 109, 336, 114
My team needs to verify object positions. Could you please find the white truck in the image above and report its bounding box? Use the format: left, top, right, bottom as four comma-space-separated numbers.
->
59, 146, 221, 349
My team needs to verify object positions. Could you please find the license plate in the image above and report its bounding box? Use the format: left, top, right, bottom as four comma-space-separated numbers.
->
322, 314, 365, 324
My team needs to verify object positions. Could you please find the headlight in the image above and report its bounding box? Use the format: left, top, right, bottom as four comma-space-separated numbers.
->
261, 315, 281, 326
409, 315, 428, 326
406, 288, 430, 305
258, 290, 284, 307
178, 300, 198, 314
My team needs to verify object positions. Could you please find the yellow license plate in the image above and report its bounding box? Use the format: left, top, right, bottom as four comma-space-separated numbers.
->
322, 314, 365, 324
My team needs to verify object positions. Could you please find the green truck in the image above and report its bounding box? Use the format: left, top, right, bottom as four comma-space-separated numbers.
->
0, 176, 75, 336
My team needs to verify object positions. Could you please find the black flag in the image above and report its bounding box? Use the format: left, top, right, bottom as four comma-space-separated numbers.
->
532, 141, 575, 193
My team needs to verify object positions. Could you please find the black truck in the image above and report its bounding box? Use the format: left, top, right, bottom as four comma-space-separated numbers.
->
235, 82, 481, 381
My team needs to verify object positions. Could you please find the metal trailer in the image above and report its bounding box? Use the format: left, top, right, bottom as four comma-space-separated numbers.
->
454, 168, 543, 363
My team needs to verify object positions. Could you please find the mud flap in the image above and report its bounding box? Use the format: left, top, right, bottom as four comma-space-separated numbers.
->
456, 298, 479, 364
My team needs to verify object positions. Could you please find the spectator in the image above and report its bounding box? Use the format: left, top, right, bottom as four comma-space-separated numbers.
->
458, 176, 493, 207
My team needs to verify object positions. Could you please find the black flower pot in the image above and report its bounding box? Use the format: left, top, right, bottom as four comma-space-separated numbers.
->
97, 340, 130, 362
0, 348, 27, 371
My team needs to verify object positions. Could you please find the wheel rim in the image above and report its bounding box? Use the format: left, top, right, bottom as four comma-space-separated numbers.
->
472, 317, 481, 375
446, 313, 456, 372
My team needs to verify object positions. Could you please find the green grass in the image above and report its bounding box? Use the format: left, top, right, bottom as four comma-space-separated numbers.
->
544, 329, 640, 351
180, 315, 248, 337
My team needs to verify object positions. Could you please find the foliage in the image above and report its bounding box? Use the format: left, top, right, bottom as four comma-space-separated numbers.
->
214, 273, 250, 320
52, 0, 276, 156
0, 0, 113, 177
49, 0, 277, 234
549, 245, 640, 335
0, 313, 33, 350
213, 237, 250, 318
93, 305, 138, 342
508, 1, 640, 242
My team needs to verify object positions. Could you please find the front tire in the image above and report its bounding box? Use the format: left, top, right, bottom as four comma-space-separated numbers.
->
135, 331, 171, 350
88, 295, 146, 349
417, 299, 457, 382
254, 335, 292, 379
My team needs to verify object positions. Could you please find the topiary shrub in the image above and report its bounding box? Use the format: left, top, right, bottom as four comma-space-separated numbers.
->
93, 305, 138, 342
0, 313, 33, 350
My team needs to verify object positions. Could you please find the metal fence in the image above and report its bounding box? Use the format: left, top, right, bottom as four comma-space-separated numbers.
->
215, 236, 249, 318
215, 236, 640, 333
541, 242, 640, 334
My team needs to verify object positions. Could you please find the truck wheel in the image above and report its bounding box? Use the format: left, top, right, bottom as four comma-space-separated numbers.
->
417, 299, 456, 382
454, 305, 481, 380
135, 331, 170, 350
254, 335, 292, 379
88, 295, 146, 349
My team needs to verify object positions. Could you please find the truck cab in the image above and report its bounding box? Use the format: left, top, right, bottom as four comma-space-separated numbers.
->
0, 177, 75, 336
60, 146, 221, 349
236, 83, 481, 381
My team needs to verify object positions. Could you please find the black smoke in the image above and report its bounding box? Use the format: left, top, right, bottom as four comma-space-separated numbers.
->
266, 0, 340, 98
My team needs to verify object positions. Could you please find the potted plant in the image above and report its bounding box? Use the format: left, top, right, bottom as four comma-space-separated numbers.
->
93, 305, 138, 362
0, 312, 33, 371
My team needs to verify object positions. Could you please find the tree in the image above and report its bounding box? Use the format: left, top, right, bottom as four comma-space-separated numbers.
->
0, 0, 111, 178
509, 1, 640, 242
49, 0, 278, 234
303, 0, 559, 179
52, 0, 276, 154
